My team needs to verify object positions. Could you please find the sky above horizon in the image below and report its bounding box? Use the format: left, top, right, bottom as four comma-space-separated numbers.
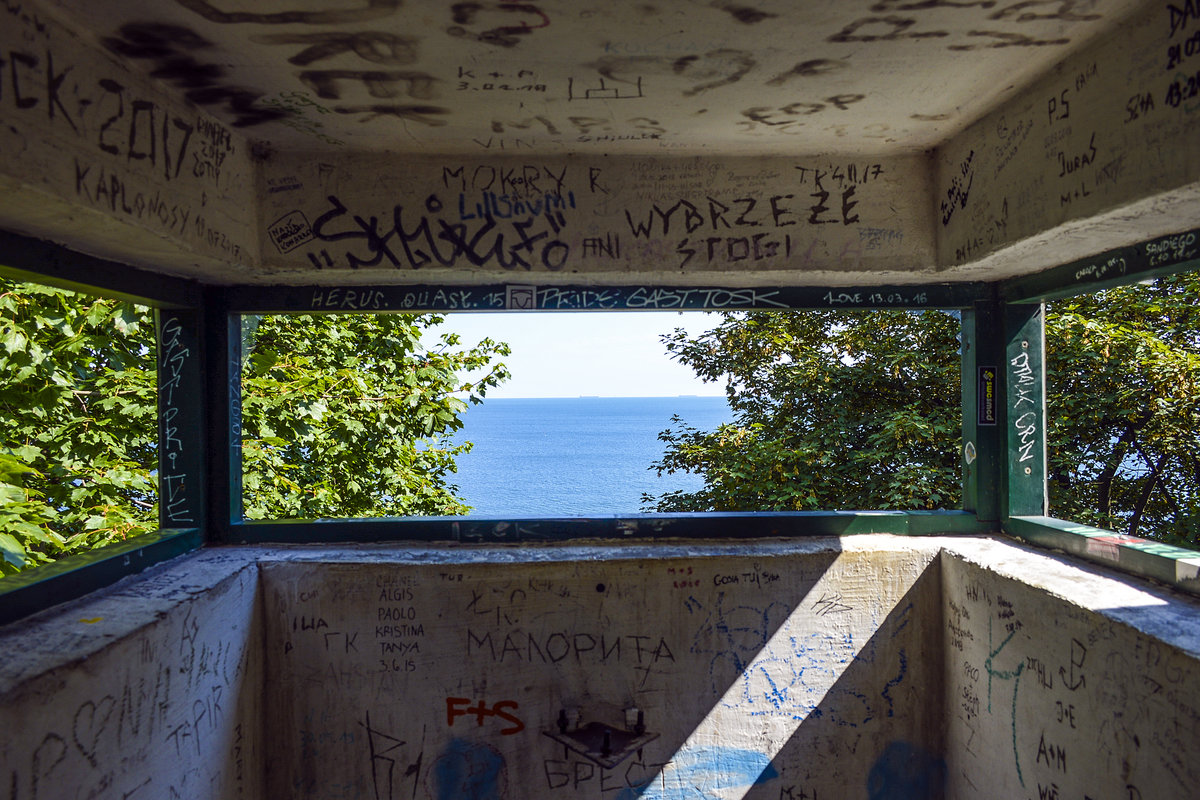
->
429, 311, 726, 398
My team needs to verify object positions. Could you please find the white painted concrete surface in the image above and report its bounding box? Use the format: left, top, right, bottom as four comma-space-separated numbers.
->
1, 536, 1198, 799
0, 1, 1196, 288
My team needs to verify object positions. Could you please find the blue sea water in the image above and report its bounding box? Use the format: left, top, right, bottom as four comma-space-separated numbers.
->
449, 396, 731, 516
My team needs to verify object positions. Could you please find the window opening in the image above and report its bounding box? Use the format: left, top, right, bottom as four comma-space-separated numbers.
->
238, 311, 509, 519
436, 311, 729, 517
239, 310, 731, 519
643, 308, 963, 513
0, 277, 158, 577
1044, 273, 1200, 549
238, 306, 964, 521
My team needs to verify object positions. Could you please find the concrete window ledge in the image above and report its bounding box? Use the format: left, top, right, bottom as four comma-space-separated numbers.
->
1, 535, 1198, 799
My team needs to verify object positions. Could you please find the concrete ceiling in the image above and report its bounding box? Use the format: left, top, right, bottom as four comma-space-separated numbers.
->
1, 0, 1197, 291
45, 0, 1143, 156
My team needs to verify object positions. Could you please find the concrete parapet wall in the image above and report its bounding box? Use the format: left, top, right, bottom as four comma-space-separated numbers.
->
941, 538, 1200, 799
260, 538, 943, 800
0, 554, 263, 800
1, 535, 1198, 799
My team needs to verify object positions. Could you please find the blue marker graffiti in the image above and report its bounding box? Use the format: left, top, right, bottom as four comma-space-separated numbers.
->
621, 746, 778, 800
688, 592, 792, 694
985, 616, 1026, 787
427, 738, 507, 800
729, 631, 844, 720
880, 648, 909, 717
867, 741, 945, 800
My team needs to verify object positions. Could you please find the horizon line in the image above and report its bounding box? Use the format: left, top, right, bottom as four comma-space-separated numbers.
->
472, 393, 727, 400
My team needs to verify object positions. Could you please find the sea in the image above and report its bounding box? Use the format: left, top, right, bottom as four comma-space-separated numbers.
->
448, 396, 731, 516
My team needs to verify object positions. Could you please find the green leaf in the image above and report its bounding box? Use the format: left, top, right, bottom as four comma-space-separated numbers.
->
0, 532, 27, 567
0, 454, 40, 484
1, 328, 27, 354
0, 484, 27, 503
250, 349, 280, 374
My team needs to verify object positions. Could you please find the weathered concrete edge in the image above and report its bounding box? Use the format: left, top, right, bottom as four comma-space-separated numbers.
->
4, 534, 1199, 694
0, 549, 259, 694
1007, 515, 1200, 595
938, 536, 1200, 659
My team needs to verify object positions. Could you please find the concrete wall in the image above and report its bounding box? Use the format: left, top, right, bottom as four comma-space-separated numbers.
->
0, 0, 257, 279
941, 538, 1200, 800
0, 554, 263, 800
935, 1, 1200, 282
2, 536, 1199, 799
255, 152, 935, 286
2, 1, 1197, 290
260, 538, 942, 800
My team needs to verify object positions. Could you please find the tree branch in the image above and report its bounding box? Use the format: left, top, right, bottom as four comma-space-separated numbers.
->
1097, 421, 1141, 520
1129, 450, 1170, 539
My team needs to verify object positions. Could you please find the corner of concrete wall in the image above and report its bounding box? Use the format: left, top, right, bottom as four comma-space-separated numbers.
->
0, 550, 265, 799
932, 2, 1200, 279
0, 0, 260, 280
940, 536, 1200, 799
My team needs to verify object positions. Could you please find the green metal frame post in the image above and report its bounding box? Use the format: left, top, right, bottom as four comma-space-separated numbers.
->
961, 300, 1006, 525
202, 289, 243, 543
1004, 303, 1048, 518
156, 309, 207, 530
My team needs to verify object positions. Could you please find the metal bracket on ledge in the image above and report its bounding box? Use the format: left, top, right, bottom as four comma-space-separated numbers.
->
543, 708, 659, 769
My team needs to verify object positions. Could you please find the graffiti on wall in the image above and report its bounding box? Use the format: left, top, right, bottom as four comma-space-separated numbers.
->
0, 6, 247, 257
947, 564, 1200, 799
261, 555, 943, 800
264, 157, 906, 274
2, 574, 258, 800
158, 316, 194, 525
942, 2, 1197, 265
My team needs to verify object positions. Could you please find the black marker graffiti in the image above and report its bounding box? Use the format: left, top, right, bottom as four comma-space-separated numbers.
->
1057, 132, 1097, 178
588, 49, 756, 97
298, 70, 437, 102
830, 16, 950, 43
102, 23, 287, 127
447, 2, 551, 48
175, 0, 401, 25
1170, 1, 1200, 38
766, 58, 846, 86
311, 193, 571, 271
251, 31, 419, 67
941, 150, 975, 226
74, 159, 193, 234
268, 211, 314, 254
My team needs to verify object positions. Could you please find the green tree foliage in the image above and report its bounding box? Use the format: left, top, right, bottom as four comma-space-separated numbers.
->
1, 281, 158, 574
1, 279, 508, 574
646, 308, 962, 512
646, 274, 1200, 546
1047, 276, 1200, 544
240, 314, 509, 519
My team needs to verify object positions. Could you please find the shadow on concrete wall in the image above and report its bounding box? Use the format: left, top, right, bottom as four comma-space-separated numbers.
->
595, 549, 945, 799
258, 545, 947, 799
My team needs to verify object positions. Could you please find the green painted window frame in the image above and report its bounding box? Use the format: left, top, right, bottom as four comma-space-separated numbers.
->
0, 231, 207, 624
2, 226, 1200, 624
994, 229, 1200, 596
